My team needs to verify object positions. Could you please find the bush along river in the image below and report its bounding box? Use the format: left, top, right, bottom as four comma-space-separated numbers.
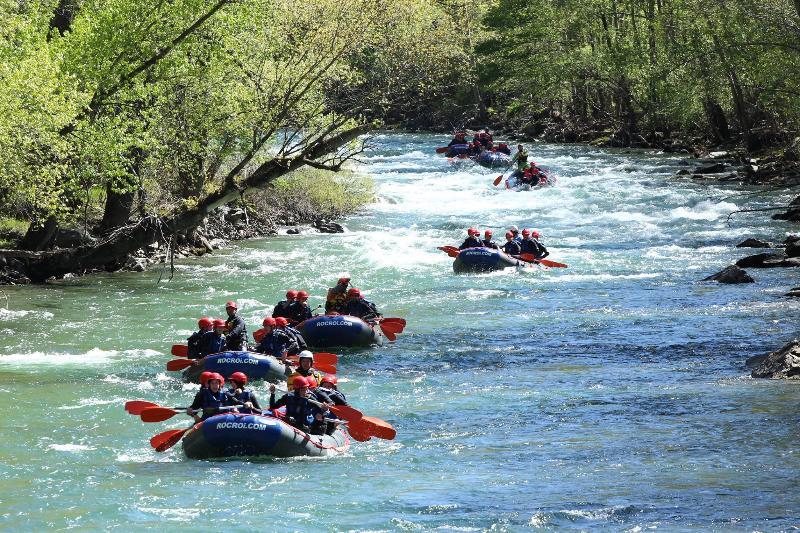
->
1, 132, 799, 530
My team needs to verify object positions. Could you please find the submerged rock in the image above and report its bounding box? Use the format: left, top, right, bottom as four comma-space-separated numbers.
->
786, 287, 800, 297
703, 265, 754, 283
736, 251, 788, 268
694, 162, 727, 174
315, 221, 344, 234
735, 238, 774, 248
748, 339, 800, 379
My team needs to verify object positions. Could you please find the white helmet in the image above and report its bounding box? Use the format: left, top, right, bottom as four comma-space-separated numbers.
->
509, 225, 519, 232
298, 350, 314, 361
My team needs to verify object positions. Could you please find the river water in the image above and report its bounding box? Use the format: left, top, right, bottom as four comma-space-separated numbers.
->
1, 133, 799, 531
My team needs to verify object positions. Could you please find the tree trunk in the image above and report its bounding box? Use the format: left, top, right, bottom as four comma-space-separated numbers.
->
3, 125, 371, 282
98, 185, 135, 234
48, 0, 78, 39
19, 216, 58, 251
703, 99, 730, 142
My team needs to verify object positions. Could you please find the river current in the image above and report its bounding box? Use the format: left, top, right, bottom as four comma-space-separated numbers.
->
1, 133, 799, 531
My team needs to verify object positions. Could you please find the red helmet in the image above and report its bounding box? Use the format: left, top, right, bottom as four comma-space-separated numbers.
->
212, 318, 226, 328
286, 290, 298, 299
229, 371, 248, 385
292, 376, 309, 389
320, 375, 338, 386
521, 229, 531, 237
198, 317, 213, 330
262, 317, 277, 327
225, 301, 237, 309
505, 231, 514, 239
347, 288, 361, 298
484, 230, 492, 238
208, 372, 225, 386
297, 291, 309, 301
305, 376, 318, 389
337, 277, 350, 285
532, 231, 540, 238
467, 227, 477, 236
199, 371, 214, 386
275, 317, 289, 327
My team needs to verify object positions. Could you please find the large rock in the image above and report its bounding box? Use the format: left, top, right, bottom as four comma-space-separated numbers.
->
693, 162, 727, 174
735, 238, 773, 248
53, 228, 94, 248
226, 208, 247, 225
748, 339, 800, 379
703, 265, 754, 283
785, 242, 800, 258
314, 220, 344, 234
786, 287, 800, 297
735, 251, 787, 268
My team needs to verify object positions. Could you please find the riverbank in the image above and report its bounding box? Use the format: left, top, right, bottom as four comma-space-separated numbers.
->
0, 168, 374, 284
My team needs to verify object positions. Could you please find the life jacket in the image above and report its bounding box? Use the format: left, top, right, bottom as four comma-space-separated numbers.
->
288, 302, 312, 323
187, 330, 204, 359
198, 331, 226, 357
197, 388, 233, 419
224, 314, 247, 350
326, 286, 349, 313
503, 240, 521, 256
255, 330, 291, 358
229, 389, 256, 414
283, 325, 308, 352
287, 368, 323, 391
272, 300, 292, 318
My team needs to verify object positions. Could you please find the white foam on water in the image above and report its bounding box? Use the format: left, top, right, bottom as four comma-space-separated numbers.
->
0, 347, 119, 366
0, 308, 54, 320
58, 398, 119, 410
48, 443, 95, 452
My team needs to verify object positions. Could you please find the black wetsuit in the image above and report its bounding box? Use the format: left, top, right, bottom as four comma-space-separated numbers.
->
502, 240, 522, 256
272, 300, 292, 319
225, 314, 248, 351
459, 236, 482, 250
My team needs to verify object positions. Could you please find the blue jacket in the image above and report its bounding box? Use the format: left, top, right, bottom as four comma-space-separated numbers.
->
228, 388, 260, 414
254, 329, 292, 358
281, 326, 308, 355
270, 392, 325, 433
502, 240, 521, 256
190, 388, 236, 419
198, 331, 226, 357
288, 302, 312, 323
459, 236, 482, 250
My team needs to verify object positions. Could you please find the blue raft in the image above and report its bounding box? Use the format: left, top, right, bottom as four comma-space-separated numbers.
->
182, 351, 290, 384
445, 143, 470, 157
475, 151, 511, 169
182, 412, 350, 459
296, 314, 384, 348
453, 247, 523, 273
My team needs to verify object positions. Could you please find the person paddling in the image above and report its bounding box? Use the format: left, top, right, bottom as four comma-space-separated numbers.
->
269, 376, 329, 434
288, 290, 313, 323
459, 228, 482, 250
275, 316, 307, 355
187, 317, 213, 359
508, 225, 521, 242
325, 277, 350, 314
254, 317, 292, 363
318, 375, 347, 406
511, 144, 529, 172
345, 288, 382, 321
186, 373, 238, 421
228, 372, 260, 414
286, 351, 324, 392
530, 230, 549, 259
273, 290, 296, 319
197, 318, 227, 357
520, 229, 549, 259
224, 301, 247, 351
502, 231, 522, 256
447, 131, 467, 147
482, 230, 498, 249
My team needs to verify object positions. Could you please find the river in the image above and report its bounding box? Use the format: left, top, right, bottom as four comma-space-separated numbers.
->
1, 133, 799, 530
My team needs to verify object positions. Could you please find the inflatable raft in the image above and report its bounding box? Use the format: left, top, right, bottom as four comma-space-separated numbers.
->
296, 314, 384, 348
445, 143, 470, 157
475, 151, 511, 169
182, 351, 290, 384
182, 412, 350, 459
453, 247, 523, 273
506, 170, 557, 190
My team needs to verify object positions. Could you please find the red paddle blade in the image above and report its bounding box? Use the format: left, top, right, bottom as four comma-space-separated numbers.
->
493, 175, 503, 186
435, 146, 449, 153
166, 358, 194, 371
380, 318, 406, 326
315, 362, 337, 374
125, 400, 159, 415
379, 321, 403, 334
436, 246, 459, 258
313, 352, 339, 364
171, 344, 188, 357
348, 426, 372, 442
330, 404, 363, 422
539, 258, 568, 268
381, 327, 397, 341
140, 407, 180, 423
253, 328, 265, 343
150, 427, 191, 452
358, 416, 397, 440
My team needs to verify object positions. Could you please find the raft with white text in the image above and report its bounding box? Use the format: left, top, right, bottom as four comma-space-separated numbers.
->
296, 314, 384, 348
182, 351, 290, 383
452, 247, 523, 273
181, 412, 350, 459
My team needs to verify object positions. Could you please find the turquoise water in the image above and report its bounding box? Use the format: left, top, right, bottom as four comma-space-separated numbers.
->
1, 133, 799, 530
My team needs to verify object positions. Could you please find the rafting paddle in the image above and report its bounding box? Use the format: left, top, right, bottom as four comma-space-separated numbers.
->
350, 416, 397, 440
125, 400, 159, 415
437, 246, 460, 258
140, 406, 191, 422
166, 358, 195, 371
380, 317, 406, 327
435, 146, 449, 153
150, 427, 193, 452
347, 424, 372, 442
380, 325, 397, 341
171, 344, 188, 357
518, 253, 568, 268
493, 160, 515, 186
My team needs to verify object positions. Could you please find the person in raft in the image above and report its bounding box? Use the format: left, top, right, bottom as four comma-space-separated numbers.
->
274, 316, 308, 356
508, 225, 521, 242
511, 144, 529, 172
519, 163, 547, 186
186, 373, 244, 421
227, 372, 261, 414
197, 318, 227, 357
318, 375, 347, 406
481, 230, 498, 249
254, 317, 294, 362
459, 228, 483, 250
345, 288, 382, 321
448, 131, 468, 147
269, 376, 329, 434
272, 290, 296, 319
224, 300, 247, 351
496, 142, 512, 155
502, 231, 522, 256
519, 229, 549, 259
325, 276, 351, 314
187, 317, 213, 359
287, 290, 313, 323
286, 351, 324, 391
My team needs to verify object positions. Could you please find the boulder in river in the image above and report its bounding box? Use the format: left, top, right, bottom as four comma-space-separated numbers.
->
735, 238, 774, 248
747, 339, 800, 379
735, 251, 788, 268
314, 220, 344, 234
785, 242, 800, 258
693, 162, 727, 174
785, 287, 800, 297
703, 265, 754, 284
